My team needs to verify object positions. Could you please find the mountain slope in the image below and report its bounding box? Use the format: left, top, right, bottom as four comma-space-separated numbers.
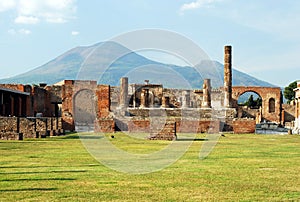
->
0, 42, 275, 88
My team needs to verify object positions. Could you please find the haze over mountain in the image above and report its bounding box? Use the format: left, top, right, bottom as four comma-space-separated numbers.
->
0, 42, 275, 89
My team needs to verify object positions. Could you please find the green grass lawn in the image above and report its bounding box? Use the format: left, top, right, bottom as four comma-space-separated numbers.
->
0, 133, 300, 201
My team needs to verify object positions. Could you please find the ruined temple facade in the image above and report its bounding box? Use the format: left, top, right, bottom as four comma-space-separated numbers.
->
0, 46, 285, 137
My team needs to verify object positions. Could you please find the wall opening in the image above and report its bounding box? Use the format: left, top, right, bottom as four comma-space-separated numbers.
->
269, 98, 275, 113
237, 91, 262, 119
73, 89, 96, 132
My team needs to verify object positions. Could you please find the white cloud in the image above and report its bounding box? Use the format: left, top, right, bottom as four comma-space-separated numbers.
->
0, 0, 77, 24
7, 29, 17, 35
15, 15, 39, 24
0, 0, 16, 12
8, 28, 31, 35
71, 31, 79, 36
180, 0, 221, 14
19, 28, 31, 35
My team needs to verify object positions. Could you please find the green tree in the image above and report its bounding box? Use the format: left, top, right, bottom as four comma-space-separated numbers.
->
284, 81, 297, 103
246, 95, 254, 108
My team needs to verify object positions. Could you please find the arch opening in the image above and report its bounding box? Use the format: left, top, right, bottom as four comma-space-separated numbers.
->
73, 89, 96, 132
237, 91, 262, 121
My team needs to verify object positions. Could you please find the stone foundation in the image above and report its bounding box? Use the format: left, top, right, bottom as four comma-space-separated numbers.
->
95, 119, 115, 133
148, 121, 176, 141
232, 119, 256, 134
0, 117, 63, 140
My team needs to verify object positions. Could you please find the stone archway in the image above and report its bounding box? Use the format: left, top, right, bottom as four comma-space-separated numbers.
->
236, 91, 262, 122
232, 86, 282, 123
73, 89, 96, 132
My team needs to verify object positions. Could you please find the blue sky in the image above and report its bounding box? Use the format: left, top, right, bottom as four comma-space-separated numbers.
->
0, 0, 299, 87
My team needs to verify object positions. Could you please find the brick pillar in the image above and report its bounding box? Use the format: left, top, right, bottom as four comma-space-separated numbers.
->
224, 45, 232, 108
96, 85, 111, 118
202, 79, 211, 108
161, 96, 170, 108
119, 77, 128, 108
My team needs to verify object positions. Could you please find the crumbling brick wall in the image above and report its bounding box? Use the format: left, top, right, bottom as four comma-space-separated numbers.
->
149, 121, 176, 141
0, 117, 63, 140
176, 119, 220, 133
232, 119, 256, 134
128, 119, 150, 133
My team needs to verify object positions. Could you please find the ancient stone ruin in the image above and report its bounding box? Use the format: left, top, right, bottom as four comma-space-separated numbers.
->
293, 81, 300, 134
0, 45, 286, 140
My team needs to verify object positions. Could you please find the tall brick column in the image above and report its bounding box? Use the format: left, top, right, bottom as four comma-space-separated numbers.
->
202, 79, 211, 108
119, 77, 128, 108
224, 45, 232, 108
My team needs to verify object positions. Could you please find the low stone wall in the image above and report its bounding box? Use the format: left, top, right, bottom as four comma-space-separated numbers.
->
95, 119, 115, 133
128, 119, 150, 133
176, 119, 220, 133
149, 121, 176, 140
127, 118, 220, 134
0, 117, 63, 140
128, 108, 236, 119
232, 119, 256, 134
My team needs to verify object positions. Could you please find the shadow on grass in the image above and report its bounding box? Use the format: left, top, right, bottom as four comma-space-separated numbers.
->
0, 177, 75, 182
176, 138, 208, 141
0, 170, 87, 175
78, 135, 103, 140
0, 188, 57, 192
0, 164, 99, 169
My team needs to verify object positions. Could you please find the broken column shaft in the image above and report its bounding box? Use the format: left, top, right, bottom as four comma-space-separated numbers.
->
224, 45, 232, 108
181, 91, 190, 108
119, 77, 128, 108
202, 79, 211, 108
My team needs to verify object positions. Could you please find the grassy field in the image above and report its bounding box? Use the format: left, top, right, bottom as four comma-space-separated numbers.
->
0, 133, 300, 201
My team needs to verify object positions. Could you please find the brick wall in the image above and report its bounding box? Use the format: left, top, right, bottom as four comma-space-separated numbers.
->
95, 119, 115, 133
128, 119, 150, 133
0, 117, 63, 140
176, 120, 220, 133
97, 85, 110, 118
149, 121, 176, 140
232, 119, 256, 134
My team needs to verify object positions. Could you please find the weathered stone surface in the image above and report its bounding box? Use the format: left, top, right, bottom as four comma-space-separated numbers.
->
0, 117, 63, 139
202, 79, 211, 108
128, 120, 150, 133
0, 132, 19, 140
97, 85, 111, 118
119, 77, 128, 108
149, 121, 176, 141
176, 119, 220, 133
232, 119, 256, 134
95, 119, 115, 133
224, 45, 232, 108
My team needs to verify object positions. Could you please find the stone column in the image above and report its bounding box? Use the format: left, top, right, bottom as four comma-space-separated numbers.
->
119, 77, 128, 108
181, 91, 190, 108
140, 89, 149, 108
224, 45, 232, 108
161, 96, 170, 108
202, 79, 211, 108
